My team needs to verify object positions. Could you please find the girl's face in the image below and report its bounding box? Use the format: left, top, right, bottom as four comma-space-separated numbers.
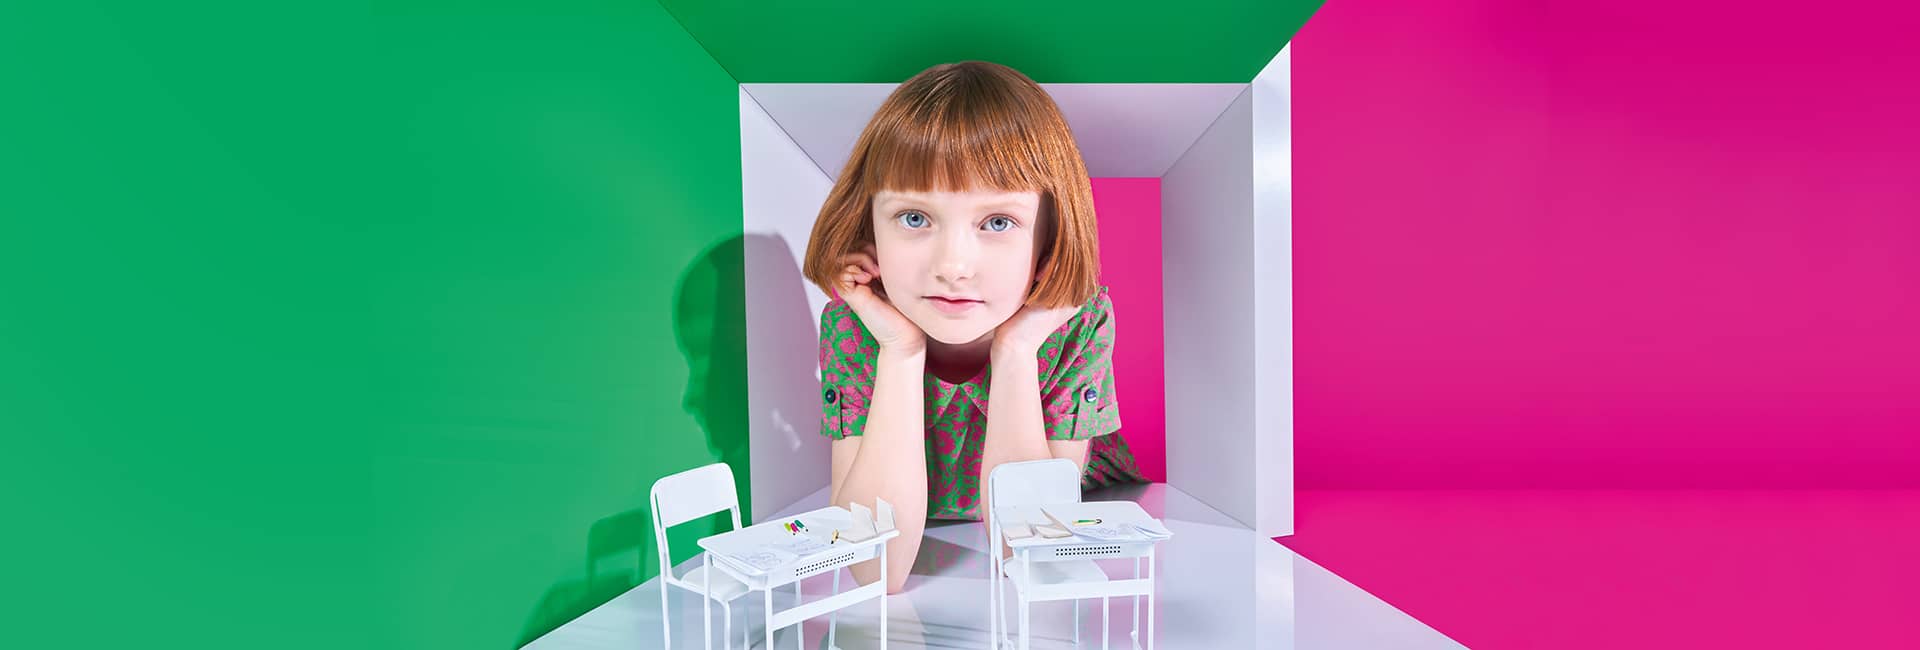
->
871, 188, 1044, 346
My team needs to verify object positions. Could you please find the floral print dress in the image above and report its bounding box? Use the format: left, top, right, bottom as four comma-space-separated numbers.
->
818, 285, 1147, 520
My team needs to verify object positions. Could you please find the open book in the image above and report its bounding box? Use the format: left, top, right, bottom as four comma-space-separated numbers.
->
839, 497, 896, 544
1002, 507, 1176, 543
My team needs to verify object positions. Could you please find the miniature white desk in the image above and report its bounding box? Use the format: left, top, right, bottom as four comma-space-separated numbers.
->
697, 506, 899, 650
991, 500, 1171, 650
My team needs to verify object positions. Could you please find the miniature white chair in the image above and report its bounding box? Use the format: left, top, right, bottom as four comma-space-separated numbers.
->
988, 458, 1135, 650
651, 462, 754, 650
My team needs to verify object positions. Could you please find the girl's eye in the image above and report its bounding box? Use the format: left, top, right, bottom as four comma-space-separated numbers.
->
983, 216, 1016, 232
897, 211, 929, 229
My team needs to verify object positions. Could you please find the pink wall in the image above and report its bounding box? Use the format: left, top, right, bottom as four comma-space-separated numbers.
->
1294, 0, 1920, 488
1091, 178, 1165, 481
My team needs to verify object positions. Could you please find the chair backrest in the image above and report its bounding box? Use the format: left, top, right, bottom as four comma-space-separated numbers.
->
986, 458, 1082, 513
649, 463, 742, 574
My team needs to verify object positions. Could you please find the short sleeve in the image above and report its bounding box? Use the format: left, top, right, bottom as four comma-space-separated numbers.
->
818, 300, 877, 440
1041, 288, 1122, 441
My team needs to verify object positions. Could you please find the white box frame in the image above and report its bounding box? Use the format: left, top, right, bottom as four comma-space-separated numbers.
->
739, 46, 1294, 537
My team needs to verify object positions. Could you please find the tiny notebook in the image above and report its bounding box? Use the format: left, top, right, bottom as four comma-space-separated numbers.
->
840, 497, 896, 544
1032, 509, 1074, 539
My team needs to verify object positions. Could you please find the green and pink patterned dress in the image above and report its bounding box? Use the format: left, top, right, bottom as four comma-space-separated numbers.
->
818, 285, 1147, 521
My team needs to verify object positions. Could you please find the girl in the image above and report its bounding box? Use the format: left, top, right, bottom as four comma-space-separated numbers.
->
802, 61, 1147, 594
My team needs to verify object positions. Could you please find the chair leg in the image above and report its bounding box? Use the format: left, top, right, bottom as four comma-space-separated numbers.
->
987, 544, 996, 650
704, 554, 714, 650
989, 561, 1000, 650
720, 600, 732, 650
1074, 599, 1081, 646
660, 570, 672, 650
994, 551, 1012, 650
995, 574, 1007, 650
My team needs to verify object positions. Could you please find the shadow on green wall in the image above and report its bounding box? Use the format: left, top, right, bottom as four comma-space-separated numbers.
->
514, 236, 752, 647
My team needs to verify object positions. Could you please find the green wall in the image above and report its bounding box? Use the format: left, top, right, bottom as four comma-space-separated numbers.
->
3, 2, 746, 648
658, 0, 1322, 82
2, 1, 1320, 648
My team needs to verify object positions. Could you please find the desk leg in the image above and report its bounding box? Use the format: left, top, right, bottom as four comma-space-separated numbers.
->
1018, 597, 1029, 650
1018, 553, 1029, 650
1131, 557, 1141, 650
829, 569, 840, 650
794, 579, 803, 650
703, 553, 713, 650
1102, 596, 1110, 650
879, 542, 889, 650
1147, 547, 1156, 650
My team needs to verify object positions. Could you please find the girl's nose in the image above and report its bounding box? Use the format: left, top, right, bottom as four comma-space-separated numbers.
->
932, 232, 976, 283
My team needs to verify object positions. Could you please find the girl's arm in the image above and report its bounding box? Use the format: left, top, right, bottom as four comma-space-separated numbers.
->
981, 296, 1111, 558
980, 339, 1087, 559
828, 347, 927, 594
981, 340, 1052, 472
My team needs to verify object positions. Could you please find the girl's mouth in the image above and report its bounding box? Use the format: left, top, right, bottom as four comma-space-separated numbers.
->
924, 296, 983, 314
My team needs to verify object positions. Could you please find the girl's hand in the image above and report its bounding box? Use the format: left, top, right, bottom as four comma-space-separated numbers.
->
991, 285, 1080, 358
836, 244, 926, 355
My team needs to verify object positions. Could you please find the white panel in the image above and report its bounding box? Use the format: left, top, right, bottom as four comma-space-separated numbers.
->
739, 87, 835, 522
1161, 88, 1259, 529
744, 83, 1248, 179
738, 84, 895, 182
1252, 45, 1296, 538
1043, 84, 1248, 177
740, 78, 1294, 535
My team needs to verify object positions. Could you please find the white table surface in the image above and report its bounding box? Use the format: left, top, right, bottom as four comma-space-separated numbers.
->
523, 483, 1466, 649
697, 505, 883, 584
